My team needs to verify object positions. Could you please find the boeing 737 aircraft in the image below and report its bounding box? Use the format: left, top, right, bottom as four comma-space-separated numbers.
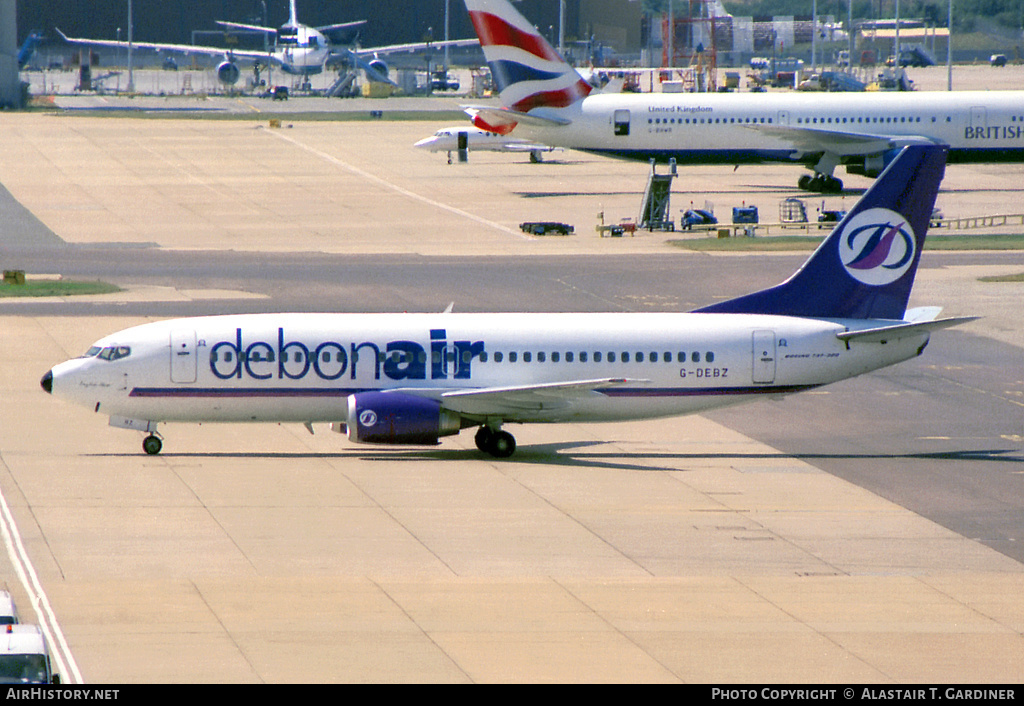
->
42, 145, 972, 458
462, 0, 1024, 193
60, 0, 476, 88
414, 125, 558, 163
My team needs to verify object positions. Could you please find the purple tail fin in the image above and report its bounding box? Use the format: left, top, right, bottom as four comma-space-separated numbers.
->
694, 145, 948, 320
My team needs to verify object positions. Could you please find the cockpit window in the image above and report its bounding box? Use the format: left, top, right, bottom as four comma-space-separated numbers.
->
97, 346, 131, 361
81, 346, 102, 358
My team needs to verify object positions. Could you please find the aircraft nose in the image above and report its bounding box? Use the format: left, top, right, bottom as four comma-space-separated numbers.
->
40, 370, 53, 394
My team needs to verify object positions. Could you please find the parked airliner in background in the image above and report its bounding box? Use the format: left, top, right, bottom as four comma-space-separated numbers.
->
59, 0, 476, 88
463, 0, 1024, 193
414, 125, 558, 163
42, 145, 972, 458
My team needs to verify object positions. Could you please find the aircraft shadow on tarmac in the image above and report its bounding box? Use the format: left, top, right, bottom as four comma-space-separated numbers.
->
937, 186, 1024, 194
83, 444, 1023, 473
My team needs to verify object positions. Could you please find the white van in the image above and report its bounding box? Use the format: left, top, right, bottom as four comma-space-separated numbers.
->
0, 591, 18, 625
0, 625, 59, 684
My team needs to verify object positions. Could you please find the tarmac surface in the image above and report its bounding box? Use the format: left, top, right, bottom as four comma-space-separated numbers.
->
0, 67, 1022, 683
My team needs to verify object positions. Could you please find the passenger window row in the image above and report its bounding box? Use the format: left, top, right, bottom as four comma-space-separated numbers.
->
647, 114, 979, 126
796, 115, 929, 125
649, 116, 773, 125
210, 348, 721, 368
483, 350, 715, 364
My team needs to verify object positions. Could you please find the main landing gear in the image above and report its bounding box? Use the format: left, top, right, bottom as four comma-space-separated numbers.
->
798, 172, 844, 193
474, 425, 516, 458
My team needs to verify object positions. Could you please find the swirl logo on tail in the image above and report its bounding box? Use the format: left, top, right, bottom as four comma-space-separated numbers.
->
838, 208, 917, 286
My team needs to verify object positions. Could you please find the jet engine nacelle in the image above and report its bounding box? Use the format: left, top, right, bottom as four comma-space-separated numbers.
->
846, 148, 902, 178
216, 60, 241, 85
346, 391, 461, 445
366, 58, 389, 81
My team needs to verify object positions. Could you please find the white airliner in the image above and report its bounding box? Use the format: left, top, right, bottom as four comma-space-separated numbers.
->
462, 0, 1024, 193
42, 145, 973, 458
59, 0, 476, 89
414, 125, 558, 163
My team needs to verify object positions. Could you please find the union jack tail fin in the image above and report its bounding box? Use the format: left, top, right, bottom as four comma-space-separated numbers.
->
694, 145, 948, 320
465, 0, 591, 114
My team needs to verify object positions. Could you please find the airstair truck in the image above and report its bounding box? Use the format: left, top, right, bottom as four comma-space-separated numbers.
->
0, 625, 59, 684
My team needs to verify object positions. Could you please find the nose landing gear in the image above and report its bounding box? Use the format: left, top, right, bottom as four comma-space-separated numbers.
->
142, 434, 163, 455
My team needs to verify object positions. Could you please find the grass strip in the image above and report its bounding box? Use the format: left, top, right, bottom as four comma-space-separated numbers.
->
0, 280, 122, 298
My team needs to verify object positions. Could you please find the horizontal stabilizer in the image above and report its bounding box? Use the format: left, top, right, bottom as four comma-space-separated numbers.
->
216, 20, 277, 34
464, 105, 571, 130
903, 306, 944, 322
837, 316, 978, 343
316, 21, 369, 33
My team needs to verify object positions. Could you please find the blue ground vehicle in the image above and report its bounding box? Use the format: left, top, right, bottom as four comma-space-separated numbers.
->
680, 209, 717, 230
731, 206, 759, 224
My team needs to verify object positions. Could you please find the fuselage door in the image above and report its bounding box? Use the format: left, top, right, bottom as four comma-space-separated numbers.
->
170, 330, 197, 384
613, 109, 630, 136
776, 110, 790, 126
432, 344, 459, 379
752, 330, 776, 384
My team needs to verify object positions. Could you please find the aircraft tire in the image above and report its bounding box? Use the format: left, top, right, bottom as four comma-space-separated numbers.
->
488, 431, 516, 458
798, 174, 814, 191
142, 435, 163, 456
474, 426, 494, 452
824, 176, 844, 193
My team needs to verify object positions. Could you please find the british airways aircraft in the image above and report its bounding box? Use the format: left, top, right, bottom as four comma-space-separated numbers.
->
462, 0, 1024, 193
42, 145, 972, 458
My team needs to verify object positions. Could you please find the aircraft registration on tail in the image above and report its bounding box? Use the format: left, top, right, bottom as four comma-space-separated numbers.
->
42, 145, 972, 457
462, 0, 1024, 193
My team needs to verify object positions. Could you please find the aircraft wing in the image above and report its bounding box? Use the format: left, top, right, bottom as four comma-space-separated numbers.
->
500, 143, 559, 153
441, 378, 646, 416
329, 39, 478, 86
57, 28, 270, 63
748, 124, 938, 158
390, 378, 645, 417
